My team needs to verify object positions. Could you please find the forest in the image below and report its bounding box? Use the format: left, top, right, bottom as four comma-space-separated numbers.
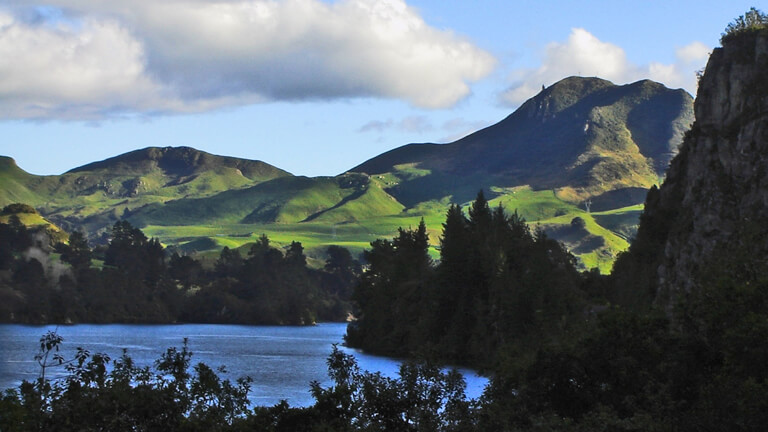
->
0, 205, 358, 325
3, 190, 768, 430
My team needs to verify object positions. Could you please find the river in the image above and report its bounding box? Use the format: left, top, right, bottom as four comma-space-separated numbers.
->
0, 323, 487, 407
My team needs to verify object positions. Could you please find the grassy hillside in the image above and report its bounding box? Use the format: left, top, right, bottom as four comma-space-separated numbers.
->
0, 203, 69, 244
0, 157, 46, 206
0, 147, 292, 237
352, 77, 692, 205
0, 78, 690, 271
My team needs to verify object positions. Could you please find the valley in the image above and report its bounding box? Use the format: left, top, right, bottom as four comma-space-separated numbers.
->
0, 77, 693, 272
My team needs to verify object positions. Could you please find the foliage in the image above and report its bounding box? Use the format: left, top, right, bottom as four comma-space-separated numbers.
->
1, 203, 37, 215
721, 7, 768, 44
0, 219, 356, 325
56, 231, 92, 273
347, 191, 584, 368
0, 335, 478, 432
306, 346, 477, 432
0, 332, 252, 432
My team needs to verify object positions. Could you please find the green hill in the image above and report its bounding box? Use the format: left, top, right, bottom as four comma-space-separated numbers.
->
0, 78, 693, 271
352, 77, 693, 205
129, 173, 404, 226
0, 157, 47, 206
0, 147, 291, 236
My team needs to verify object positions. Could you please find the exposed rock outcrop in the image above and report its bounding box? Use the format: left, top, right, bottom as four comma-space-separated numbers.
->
616, 29, 768, 307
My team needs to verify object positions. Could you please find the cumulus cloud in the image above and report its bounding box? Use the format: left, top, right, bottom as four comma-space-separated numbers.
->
0, 10, 167, 119
501, 28, 709, 106
0, 0, 496, 120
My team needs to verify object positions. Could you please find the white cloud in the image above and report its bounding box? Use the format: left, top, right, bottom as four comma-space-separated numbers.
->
0, 0, 496, 120
501, 28, 709, 106
676, 41, 709, 64
0, 11, 166, 119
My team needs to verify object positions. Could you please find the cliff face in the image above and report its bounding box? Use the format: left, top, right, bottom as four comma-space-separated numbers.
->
622, 30, 768, 305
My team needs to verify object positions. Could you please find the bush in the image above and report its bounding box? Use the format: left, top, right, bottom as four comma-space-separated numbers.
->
721, 7, 768, 44
1, 203, 37, 215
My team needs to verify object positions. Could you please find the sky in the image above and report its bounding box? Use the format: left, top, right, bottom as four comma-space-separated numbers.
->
0, 0, 759, 177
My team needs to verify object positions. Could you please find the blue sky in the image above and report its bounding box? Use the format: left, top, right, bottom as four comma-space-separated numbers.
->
0, 0, 758, 176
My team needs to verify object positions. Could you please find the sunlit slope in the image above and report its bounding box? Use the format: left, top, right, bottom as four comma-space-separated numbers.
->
352, 76, 693, 206
129, 173, 405, 226
0, 77, 693, 272
0, 157, 47, 206
0, 147, 291, 234
0, 204, 69, 244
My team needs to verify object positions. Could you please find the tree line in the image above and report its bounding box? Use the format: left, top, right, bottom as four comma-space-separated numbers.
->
0, 212, 359, 325
346, 191, 584, 368
343, 190, 768, 430
5, 265, 766, 431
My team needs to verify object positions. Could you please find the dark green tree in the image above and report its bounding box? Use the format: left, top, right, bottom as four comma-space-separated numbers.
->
57, 231, 92, 273
214, 247, 243, 277
721, 7, 768, 43
323, 245, 361, 298
169, 252, 203, 290
347, 221, 432, 355
104, 220, 165, 284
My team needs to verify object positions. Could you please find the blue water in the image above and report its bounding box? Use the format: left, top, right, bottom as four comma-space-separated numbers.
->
0, 323, 487, 407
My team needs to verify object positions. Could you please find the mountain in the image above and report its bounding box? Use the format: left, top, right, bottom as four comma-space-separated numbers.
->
68, 146, 289, 183
351, 76, 693, 207
0, 147, 291, 235
0, 79, 693, 270
612, 27, 768, 306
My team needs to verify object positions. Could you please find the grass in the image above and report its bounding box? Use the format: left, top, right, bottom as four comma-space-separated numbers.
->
140, 185, 639, 273
2, 153, 645, 274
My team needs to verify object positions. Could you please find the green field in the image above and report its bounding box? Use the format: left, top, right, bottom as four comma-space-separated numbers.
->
138, 185, 640, 273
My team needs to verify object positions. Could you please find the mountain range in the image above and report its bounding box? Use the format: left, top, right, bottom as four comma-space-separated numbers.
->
0, 76, 694, 271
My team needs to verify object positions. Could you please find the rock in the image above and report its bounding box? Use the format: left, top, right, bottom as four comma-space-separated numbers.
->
622, 29, 768, 308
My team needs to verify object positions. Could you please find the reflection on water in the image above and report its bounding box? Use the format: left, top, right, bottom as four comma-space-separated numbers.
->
0, 323, 487, 407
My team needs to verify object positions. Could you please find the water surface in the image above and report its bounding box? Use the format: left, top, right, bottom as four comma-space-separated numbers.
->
0, 323, 486, 407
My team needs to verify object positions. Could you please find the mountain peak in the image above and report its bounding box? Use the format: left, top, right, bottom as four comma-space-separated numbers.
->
532, 76, 615, 116
68, 146, 291, 181
352, 76, 693, 205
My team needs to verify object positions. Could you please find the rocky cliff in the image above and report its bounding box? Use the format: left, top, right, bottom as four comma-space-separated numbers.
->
616, 28, 768, 306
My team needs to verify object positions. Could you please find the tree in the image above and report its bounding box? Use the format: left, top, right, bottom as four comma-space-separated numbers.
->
323, 245, 361, 298
347, 221, 433, 354
57, 231, 92, 273
104, 220, 165, 284
285, 241, 307, 268
0, 333, 253, 431
721, 7, 768, 43
7, 215, 32, 252
169, 252, 203, 290
214, 247, 243, 277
